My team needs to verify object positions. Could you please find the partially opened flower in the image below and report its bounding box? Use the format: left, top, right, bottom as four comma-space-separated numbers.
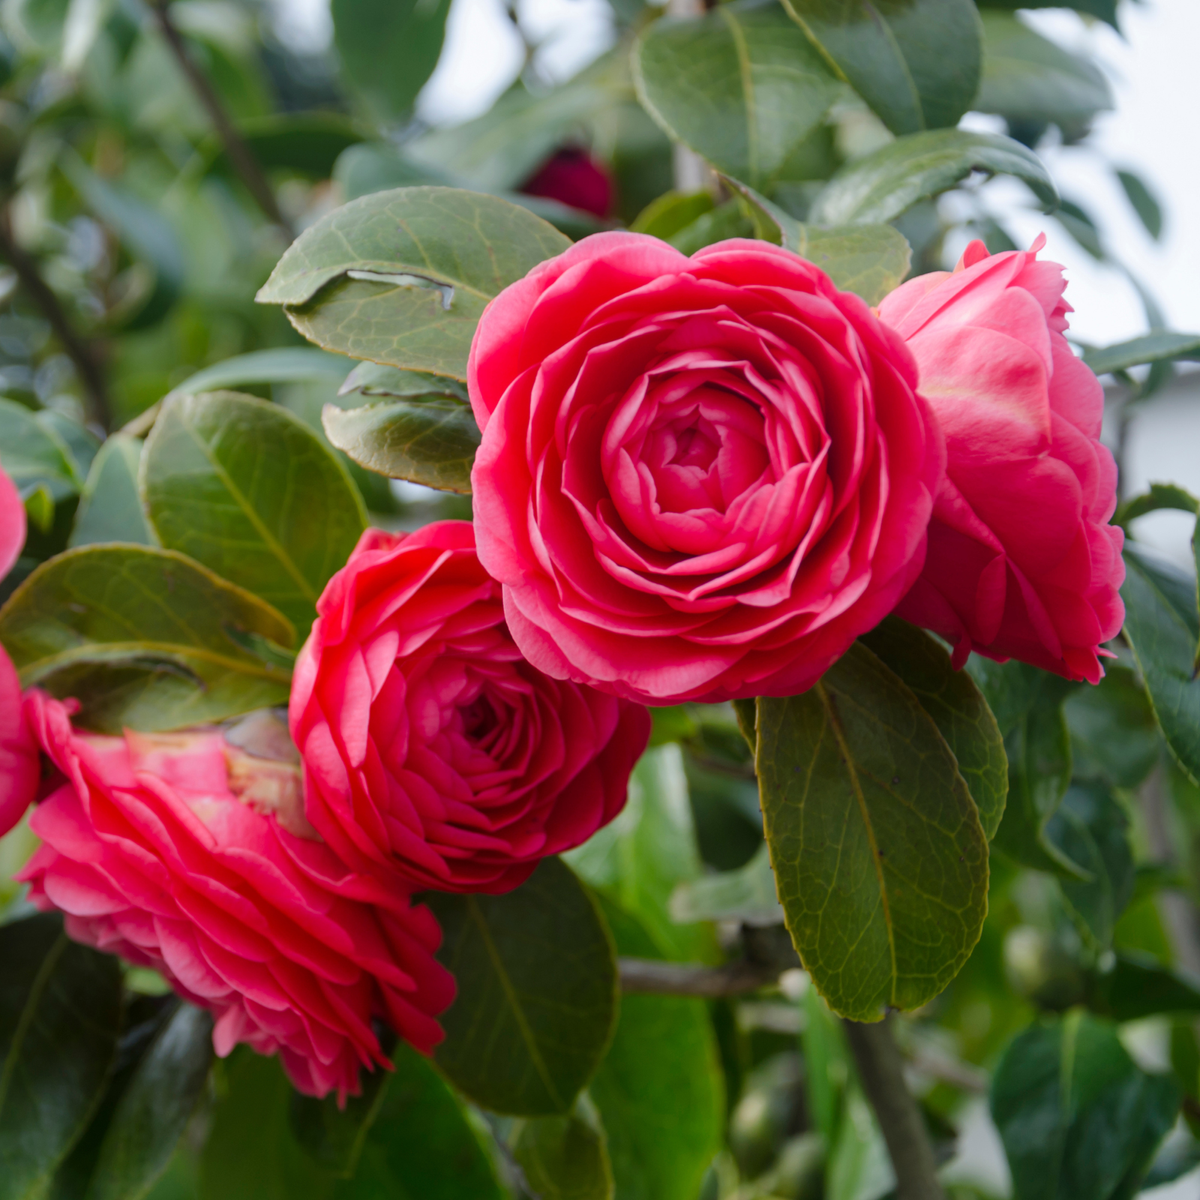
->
16, 699, 454, 1101
289, 520, 650, 894
468, 233, 944, 703
1, 463, 37, 838
880, 237, 1124, 682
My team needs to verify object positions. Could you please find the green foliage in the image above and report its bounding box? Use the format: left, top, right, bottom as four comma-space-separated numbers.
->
781, 0, 983, 136
257, 187, 571, 381
1084, 331, 1200, 376
69, 436, 152, 549
0, 914, 122, 1200
0, 544, 294, 732
142, 390, 366, 635
512, 1102, 615, 1200
755, 640, 989, 1021
425, 857, 619, 1116
991, 1011, 1180, 1200
0, 398, 94, 503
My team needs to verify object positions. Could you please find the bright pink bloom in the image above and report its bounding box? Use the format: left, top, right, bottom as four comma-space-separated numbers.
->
522, 148, 614, 219
17, 696, 454, 1101
289, 521, 650, 894
468, 233, 943, 704
880, 238, 1124, 682
1, 463, 37, 838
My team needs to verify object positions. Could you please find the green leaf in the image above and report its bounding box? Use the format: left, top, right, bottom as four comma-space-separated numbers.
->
969, 658, 1085, 879
333, 142, 452, 204
1115, 169, 1163, 241
974, 13, 1112, 130
84, 1003, 213, 1200
565, 745, 715, 964
1091, 952, 1200, 1023
69, 435, 153, 549
976, 0, 1118, 30
321, 397, 480, 494
0, 544, 295, 733
991, 1011, 1181, 1200
589, 898, 724, 1200
781, 0, 983, 136
725, 179, 912, 305
168, 349, 352, 398
1063, 665, 1160, 790
0, 398, 86, 503
205, 114, 364, 181
1083, 332, 1200, 377
632, 0, 843, 188
288, 1065, 390, 1180
256, 187, 571, 382
809, 129, 1058, 226
860, 617, 1008, 840
142, 391, 366, 636
425, 857, 619, 1116
755, 641, 989, 1021
332, 0, 452, 123
513, 1102, 614, 1200
801, 983, 850, 1150
1121, 545, 1200, 785
1116, 482, 1199, 527
1045, 783, 1134, 951
338, 362, 470, 402
630, 190, 716, 240
666, 200, 755, 255
670, 843, 784, 928
0, 913, 123, 1200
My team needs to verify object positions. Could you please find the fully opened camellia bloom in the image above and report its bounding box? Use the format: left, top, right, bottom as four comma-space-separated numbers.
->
16, 699, 454, 1100
289, 520, 650, 894
880, 237, 1124, 682
468, 232, 944, 704
1, 463, 38, 838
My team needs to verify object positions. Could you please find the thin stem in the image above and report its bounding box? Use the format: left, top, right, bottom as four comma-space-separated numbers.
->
843, 1016, 947, 1200
149, 1, 294, 239
618, 956, 780, 997
0, 205, 111, 428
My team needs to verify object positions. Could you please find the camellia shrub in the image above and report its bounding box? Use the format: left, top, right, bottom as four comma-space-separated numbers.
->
3, 1, 1200, 1199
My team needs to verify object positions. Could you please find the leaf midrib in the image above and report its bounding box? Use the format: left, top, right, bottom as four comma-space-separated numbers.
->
18, 639, 285, 687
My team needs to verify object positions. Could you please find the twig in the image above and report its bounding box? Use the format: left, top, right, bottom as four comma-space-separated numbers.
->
843, 1016, 947, 1200
148, 1, 294, 239
0, 204, 111, 428
618, 956, 779, 997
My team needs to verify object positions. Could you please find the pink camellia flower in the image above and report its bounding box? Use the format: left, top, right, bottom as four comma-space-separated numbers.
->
289, 520, 650, 894
879, 237, 1124, 682
16, 698, 455, 1101
1, 462, 38, 838
468, 233, 943, 704
522, 147, 614, 219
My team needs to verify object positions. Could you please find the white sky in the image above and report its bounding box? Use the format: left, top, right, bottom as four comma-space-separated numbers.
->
269, 0, 1200, 348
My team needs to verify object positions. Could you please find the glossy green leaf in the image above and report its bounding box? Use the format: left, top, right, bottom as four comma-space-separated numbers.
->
1083, 332, 1200, 377
338, 362, 470, 402
0, 913, 122, 1200
809, 129, 1058, 225
37, 411, 98, 484
1121, 545, 1200, 785
426, 857, 619, 1116
513, 1103, 614, 1200
1091, 952, 1200, 1023
670, 843, 784, 928
321, 396, 480, 494
589, 898, 724, 1200
974, 13, 1111, 129
1064, 665, 1160, 790
632, 0, 843, 188
991, 1011, 1180, 1200
566, 745, 715, 963
860, 617, 1008, 840
666, 200, 754, 255
84, 1003, 213, 1200
755, 641, 989, 1021
142, 391, 366, 635
168, 349, 351, 398
331, 0, 451, 123
1116, 169, 1163, 241
1116, 483, 1199, 527
287, 1064, 388, 1180
976, 0, 1118, 29
0, 544, 295, 733
1045, 783, 1134, 951
257, 187, 571, 382
0, 398, 87, 502
629, 190, 715, 240
969, 658, 1085, 879
69, 435, 153, 549
726, 179, 912, 305
781, 0, 983, 136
